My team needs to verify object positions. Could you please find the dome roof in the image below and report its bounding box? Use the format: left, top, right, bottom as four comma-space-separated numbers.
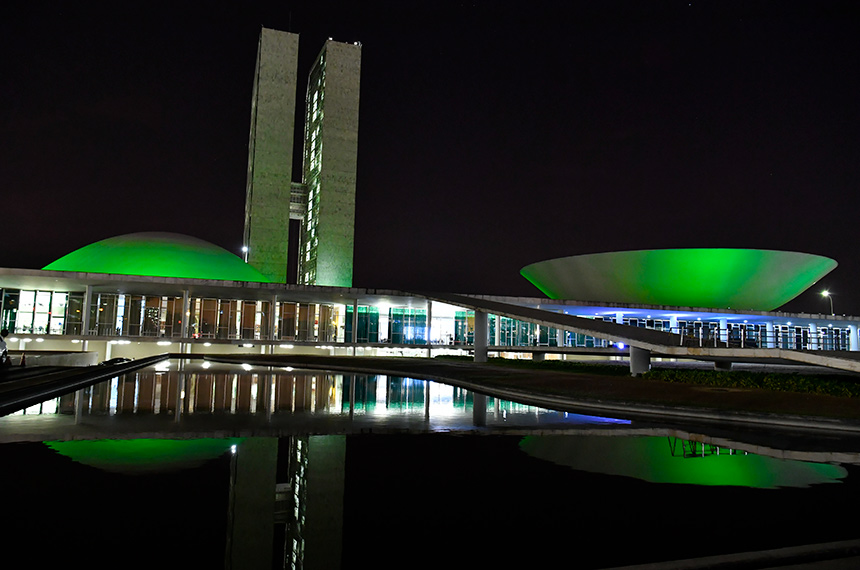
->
44, 439, 244, 474
520, 248, 837, 311
43, 232, 270, 283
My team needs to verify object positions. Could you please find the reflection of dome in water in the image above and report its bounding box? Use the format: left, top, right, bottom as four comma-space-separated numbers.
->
44, 439, 243, 474
42, 232, 270, 283
519, 435, 847, 489
520, 248, 837, 311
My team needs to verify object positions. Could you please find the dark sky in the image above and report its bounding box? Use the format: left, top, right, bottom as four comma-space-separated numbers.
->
2, 1, 859, 314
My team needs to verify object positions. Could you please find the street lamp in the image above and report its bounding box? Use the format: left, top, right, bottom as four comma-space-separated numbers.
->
821, 290, 834, 315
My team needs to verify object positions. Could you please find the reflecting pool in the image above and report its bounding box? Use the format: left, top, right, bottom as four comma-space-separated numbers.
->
1, 360, 859, 569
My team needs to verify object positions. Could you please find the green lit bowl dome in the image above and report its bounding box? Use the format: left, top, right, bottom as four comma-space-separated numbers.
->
44, 439, 244, 474
43, 232, 270, 283
520, 248, 837, 311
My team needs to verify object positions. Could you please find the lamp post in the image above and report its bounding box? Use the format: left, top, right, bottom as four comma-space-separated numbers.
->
822, 290, 834, 315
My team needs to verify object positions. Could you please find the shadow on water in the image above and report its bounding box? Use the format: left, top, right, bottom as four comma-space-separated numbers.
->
1, 360, 859, 569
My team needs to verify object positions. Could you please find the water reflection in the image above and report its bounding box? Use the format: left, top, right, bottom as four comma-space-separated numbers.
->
3, 362, 860, 568
520, 435, 848, 489
7, 433, 858, 570
8, 361, 631, 430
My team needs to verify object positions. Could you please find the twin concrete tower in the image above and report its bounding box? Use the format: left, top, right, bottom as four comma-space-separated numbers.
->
243, 28, 361, 286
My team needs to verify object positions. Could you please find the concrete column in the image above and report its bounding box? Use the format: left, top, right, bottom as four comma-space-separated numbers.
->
351, 299, 359, 355
426, 299, 432, 357
180, 290, 190, 339
714, 360, 733, 371
629, 346, 650, 376
424, 380, 431, 421
82, 285, 93, 336
809, 323, 819, 350
269, 295, 278, 343
766, 321, 776, 348
849, 325, 859, 352
494, 314, 501, 346
472, 392, 487, 426
718, 318, 728, 345
533, 352, 545, 362
74, 388, 86, 424
474, 310, 488, 363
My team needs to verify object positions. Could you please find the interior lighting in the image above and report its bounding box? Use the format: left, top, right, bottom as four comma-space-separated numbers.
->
241, 363, 252, 371
157, 341, 171, 346
8, 337, 18, 342
280, 344, 294, 349
35, 338, 44, 342
241, 343, 254, 348
203, 342, 211, 347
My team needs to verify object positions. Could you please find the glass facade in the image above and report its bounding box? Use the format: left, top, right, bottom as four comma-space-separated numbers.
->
0, 286, 857, 354
300, 50, 324, 286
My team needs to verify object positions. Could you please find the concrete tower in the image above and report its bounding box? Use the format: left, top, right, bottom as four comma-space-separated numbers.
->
243, 28, 300, 283
300, 40, 361, 287
243, 29, 361, 287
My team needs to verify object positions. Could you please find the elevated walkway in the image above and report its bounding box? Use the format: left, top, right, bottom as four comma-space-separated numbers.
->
420, 292, 860, 375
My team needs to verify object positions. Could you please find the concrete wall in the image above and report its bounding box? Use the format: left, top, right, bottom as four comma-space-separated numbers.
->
309, 41, 361, 288
244, 28, 300, 283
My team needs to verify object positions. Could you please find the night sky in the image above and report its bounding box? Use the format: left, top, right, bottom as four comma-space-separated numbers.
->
2, 1, 858, 314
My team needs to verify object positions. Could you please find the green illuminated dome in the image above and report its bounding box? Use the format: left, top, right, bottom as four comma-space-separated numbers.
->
520, 248, 837, 311
44, 439, 243, 474
43, 232, 270, 283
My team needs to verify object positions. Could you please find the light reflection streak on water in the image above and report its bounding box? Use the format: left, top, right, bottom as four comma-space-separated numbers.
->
7, 363, 631, 428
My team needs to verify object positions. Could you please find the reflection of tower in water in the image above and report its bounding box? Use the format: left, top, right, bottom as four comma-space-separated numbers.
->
225, 436, 346, 569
